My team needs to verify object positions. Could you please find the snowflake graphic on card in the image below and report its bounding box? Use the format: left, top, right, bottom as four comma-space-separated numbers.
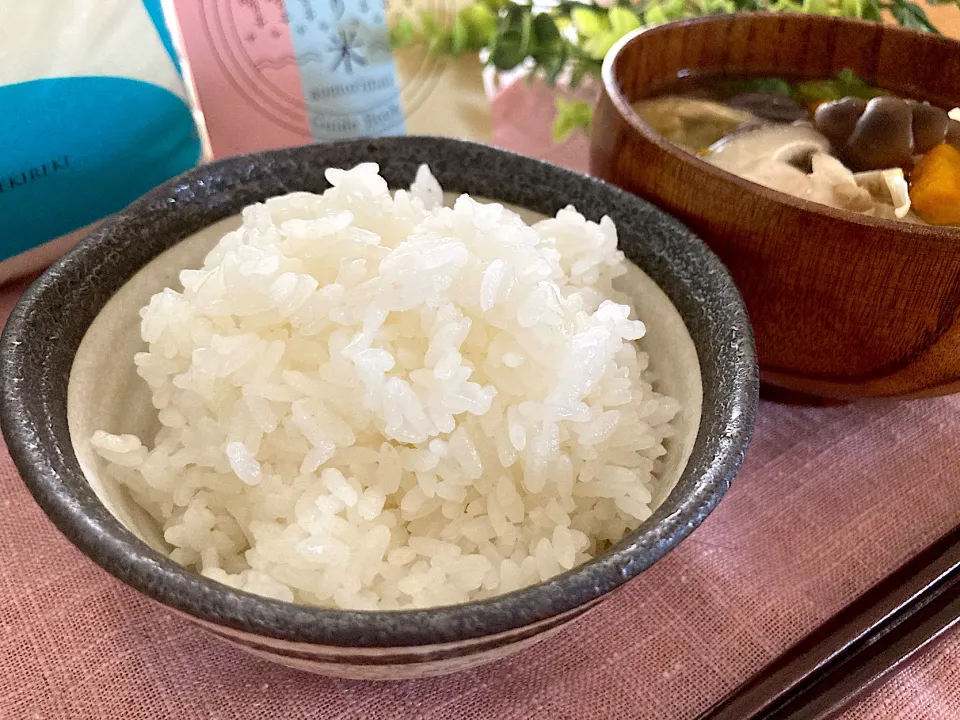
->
196, 0, 453, 139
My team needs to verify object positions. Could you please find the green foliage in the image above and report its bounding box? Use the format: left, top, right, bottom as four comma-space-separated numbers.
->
888, 0, 940, 32
389, 17, 417, 49
553, 99, 595, 142
388, 0, 946, 138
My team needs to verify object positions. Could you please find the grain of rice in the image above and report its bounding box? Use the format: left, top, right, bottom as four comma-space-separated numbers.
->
91, 163, 680, 610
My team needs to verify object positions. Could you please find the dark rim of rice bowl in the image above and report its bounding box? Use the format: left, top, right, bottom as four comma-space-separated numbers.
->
0, 136, 758, 648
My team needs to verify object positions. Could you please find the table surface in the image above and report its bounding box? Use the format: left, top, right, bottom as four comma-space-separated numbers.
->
2, 8, 960, 719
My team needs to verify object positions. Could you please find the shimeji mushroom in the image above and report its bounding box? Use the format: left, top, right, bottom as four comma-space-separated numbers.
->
844, 98, 915, 171
947, 112, 960, 148
814, 97, 867, 148
815, 96, 956, 171
908, 100, 949, 155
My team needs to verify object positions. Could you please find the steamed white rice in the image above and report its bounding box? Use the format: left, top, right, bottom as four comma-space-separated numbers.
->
91, 163, 680, 610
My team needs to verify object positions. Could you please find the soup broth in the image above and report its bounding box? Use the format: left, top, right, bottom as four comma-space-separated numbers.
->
632, 70, 960, 227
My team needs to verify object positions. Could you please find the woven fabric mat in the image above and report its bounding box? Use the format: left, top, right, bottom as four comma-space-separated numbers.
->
2, 82, 959, 718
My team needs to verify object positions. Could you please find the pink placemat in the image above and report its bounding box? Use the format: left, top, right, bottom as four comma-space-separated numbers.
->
2, 84, 959, 719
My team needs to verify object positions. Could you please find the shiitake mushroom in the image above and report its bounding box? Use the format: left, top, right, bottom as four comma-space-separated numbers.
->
814, 96, 955, 171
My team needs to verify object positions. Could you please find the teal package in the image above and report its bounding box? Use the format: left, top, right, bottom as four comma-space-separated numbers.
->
0, 0, 201, 265
0, 77, 201, 260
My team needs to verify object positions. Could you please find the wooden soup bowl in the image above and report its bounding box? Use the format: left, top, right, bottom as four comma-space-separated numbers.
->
591, 13, 960, 402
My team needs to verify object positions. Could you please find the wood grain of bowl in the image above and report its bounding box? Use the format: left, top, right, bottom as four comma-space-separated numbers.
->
591, 13, 960, 402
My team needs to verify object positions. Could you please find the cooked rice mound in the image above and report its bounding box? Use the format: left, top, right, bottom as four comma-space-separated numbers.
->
92, 163, 680, 610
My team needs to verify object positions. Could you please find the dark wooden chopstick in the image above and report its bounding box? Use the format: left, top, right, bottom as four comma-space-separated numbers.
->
774, 586, 960, 719
695, 524, 960, 720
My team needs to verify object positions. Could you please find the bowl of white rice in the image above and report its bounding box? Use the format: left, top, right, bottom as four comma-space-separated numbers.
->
1, 137, 757, 680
